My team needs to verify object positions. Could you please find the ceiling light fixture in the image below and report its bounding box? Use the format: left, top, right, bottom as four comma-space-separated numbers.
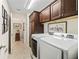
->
24, 0, 30, 9
28, 0, 33, 9
28, 0, 37, 9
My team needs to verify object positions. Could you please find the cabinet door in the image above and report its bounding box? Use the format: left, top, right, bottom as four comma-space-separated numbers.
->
63, 0, 77, 17
31, 21, 35, 34
15, 33, 20, 41
51, 0, 61, 20
40, 6, 50, 22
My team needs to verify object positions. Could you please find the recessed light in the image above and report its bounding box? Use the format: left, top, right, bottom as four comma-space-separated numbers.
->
17, 9, 21, 11
28, 0, 33, 9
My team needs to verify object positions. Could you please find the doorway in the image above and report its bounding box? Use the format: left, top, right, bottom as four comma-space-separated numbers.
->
13, 23, 22, 41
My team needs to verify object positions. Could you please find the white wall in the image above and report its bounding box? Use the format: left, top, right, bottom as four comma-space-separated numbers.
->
0, 0, 3, 46
26, 12, 32, 47
0, 0, 11, 54
44, 15, 78, 34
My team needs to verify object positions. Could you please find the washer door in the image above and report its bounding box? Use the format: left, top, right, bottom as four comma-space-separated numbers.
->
31, 39, 37, 57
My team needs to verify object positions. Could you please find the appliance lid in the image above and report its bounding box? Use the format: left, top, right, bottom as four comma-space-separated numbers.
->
32, 33, 50, 41
39, 36, 78, 50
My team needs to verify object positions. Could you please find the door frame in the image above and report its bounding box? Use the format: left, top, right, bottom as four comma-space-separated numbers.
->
8, 16, 11, 54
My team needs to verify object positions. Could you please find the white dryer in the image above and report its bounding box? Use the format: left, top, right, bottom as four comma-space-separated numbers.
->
39, 35, 78, 59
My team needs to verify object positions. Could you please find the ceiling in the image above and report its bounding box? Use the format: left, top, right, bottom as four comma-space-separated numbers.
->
7, 0, 55, 13
7, 0, 29, 13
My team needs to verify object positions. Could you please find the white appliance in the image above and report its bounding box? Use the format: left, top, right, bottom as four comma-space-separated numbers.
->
31, 33, 78, 59
31, 33, 51, 59
39, 40, 62, 59
39, 34, 78, 59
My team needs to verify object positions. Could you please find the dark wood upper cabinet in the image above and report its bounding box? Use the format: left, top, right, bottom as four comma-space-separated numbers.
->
51, 0, 62, 20
40, 6, 51, 22
51, 0, 77, 20
29, 12, 36, 22
30, 11, 43, 33
62, 0, 78, 17
40, 0, 77, 22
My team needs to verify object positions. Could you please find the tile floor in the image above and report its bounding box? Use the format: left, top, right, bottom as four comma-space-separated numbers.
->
8, 41, 31, 59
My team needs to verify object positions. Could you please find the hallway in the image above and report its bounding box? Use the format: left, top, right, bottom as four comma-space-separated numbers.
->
8, 41, 31, 59
0, 0, 78, 59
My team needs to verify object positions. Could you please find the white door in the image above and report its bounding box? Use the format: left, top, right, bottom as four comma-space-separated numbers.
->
0, 38, 2, 59
40, 41, 62, 59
